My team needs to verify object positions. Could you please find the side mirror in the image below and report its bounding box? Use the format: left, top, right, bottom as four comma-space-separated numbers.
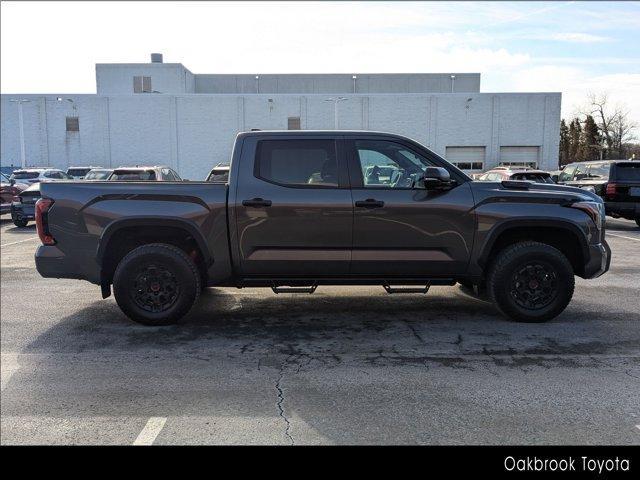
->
416, 167, 453, 190
10, 178, 16, 186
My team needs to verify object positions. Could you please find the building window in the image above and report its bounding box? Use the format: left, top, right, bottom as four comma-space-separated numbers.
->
133, 76, 152, 93
66, 116, 79, 132
452, 162, 484, 171
288, 117, 301, 130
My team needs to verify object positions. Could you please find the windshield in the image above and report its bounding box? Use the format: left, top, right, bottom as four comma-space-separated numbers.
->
0, 173, 9, 182
85, 170, 112, 180
67, 168, 92, 177
206, 169, 229, 182
11, 171, 40, 179
511, 172, 554, 183
110, 170, 156, 181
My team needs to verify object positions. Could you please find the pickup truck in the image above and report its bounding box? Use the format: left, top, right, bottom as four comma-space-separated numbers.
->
35, 131, 611, 326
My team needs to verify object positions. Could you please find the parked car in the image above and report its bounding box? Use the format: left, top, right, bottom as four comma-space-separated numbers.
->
107, 166, 182, 181
84, 168, 114, 180
477, 167, 554, 184
1, 172, 29, 215
10, 168, 73, 184
67, 166, 100, 179
556, 160, 639, 227
205, 163, 230, 183
35, 130, 610, 326
11, 182, 40, 227
548, 169, 563, 183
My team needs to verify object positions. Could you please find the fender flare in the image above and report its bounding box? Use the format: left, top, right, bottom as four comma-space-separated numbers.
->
96, 216, 213, 268
477, 218, 590, 269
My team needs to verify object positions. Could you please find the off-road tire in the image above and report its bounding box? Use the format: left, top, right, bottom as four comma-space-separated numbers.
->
487, 241, 574, 323
113, 243, 201, 326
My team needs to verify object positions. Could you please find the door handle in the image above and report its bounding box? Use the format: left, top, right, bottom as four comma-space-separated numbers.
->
355, 199, 385, 208
242, 198, 272, 208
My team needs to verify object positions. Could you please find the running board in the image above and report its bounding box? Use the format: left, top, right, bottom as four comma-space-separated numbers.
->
271, 284, 318, 294
383, 283, 430, 294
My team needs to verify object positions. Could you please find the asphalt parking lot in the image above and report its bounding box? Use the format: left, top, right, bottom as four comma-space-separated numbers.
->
1, 216, 639, 445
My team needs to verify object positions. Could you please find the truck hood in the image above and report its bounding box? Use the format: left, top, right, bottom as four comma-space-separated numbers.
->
469, 181, 603, 204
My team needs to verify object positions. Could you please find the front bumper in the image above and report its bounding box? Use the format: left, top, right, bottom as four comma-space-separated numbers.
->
11, 202, 36, 221
605, 201, 639, 220
582, 241, 611, 279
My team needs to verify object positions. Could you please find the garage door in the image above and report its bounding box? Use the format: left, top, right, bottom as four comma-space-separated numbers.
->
445, 146, 486, 171
499, 146, 539, 168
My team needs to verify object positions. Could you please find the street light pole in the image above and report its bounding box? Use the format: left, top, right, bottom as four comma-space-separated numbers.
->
10, 99, 31, 169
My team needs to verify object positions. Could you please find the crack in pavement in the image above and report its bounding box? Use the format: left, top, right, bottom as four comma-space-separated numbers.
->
276, 357, 294, 445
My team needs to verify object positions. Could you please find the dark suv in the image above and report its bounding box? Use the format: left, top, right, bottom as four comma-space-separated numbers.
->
557, 160, 640, 226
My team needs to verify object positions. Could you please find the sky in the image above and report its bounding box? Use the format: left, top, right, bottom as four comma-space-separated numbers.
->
2, 1, 639, 123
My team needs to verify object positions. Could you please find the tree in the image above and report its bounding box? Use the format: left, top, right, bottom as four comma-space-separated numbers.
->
581, 115, 601, 161
568, 118, 582, 163
559, 119, 570, 166
583, 93, 637, 159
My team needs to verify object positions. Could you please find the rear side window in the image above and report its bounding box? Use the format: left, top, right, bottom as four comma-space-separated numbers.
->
614, 163, 640, 180
256, 140, 338, 187
587, 163, 610, 179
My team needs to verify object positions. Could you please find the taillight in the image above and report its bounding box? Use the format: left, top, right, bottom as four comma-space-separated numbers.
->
35, 198, 56, 245
605, 183, 617, 196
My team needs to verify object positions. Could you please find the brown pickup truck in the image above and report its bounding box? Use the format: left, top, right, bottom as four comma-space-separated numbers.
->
35, 131, 610, 326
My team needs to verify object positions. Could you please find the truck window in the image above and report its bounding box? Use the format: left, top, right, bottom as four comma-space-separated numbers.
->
256, 140, 338, 187
353, 140, 435, 189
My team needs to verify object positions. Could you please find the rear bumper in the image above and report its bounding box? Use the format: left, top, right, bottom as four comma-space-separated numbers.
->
11, 202, 35, 221
582, 240, 611, 279
35, 245, 100, 284
605, 201, 639, 220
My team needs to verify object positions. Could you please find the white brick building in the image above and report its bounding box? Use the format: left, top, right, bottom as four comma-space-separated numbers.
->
1, 54, 561, 180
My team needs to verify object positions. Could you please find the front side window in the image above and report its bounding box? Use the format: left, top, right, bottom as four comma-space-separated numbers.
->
256, 139, 338, 187
354, 140, 435, 189
587, 163, 610, 179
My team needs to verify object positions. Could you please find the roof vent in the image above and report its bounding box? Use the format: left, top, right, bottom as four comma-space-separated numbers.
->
150, 53, 163, 63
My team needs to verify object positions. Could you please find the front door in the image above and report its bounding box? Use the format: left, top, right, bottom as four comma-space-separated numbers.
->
234, 135, 353, 276
346, 137, 475, 276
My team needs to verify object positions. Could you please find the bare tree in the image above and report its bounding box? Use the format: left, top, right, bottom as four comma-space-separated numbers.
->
582, 93, 637, 159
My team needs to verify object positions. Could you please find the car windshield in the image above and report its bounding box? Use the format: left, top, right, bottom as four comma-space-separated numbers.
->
206, 169, 229, 182
511, 173, 554, 183
67, 168, 92, 177
85, 170, 112, 180
587, 163, 610, 179
110, 170, 156, 181
11, 171, 40, 179
0, 172, 9, 182
615, 163, 640, 180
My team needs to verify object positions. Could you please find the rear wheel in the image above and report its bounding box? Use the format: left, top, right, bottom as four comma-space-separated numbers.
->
487, 241, 574, 323
113, 243, 201, 326
13, 218, 28, 228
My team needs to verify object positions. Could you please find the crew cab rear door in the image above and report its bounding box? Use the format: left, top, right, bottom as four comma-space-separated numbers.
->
346, 136, 475, 276
232, 134, 352, 276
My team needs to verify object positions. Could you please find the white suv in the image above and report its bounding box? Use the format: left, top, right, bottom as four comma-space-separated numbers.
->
10, 168, 73, 184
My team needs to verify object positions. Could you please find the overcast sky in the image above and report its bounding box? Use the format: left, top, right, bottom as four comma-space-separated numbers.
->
2, 1, 639, 123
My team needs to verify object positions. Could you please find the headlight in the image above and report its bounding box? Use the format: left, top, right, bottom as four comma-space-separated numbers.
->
569, 201, 605, 230
12, 195, 21, 203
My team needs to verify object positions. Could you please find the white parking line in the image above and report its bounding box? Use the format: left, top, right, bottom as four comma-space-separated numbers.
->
608, 233, 640, 242
0, 353, 20, 391
636, 425, 640, 432
0, 236, 39, 247
133, 417, 167, 445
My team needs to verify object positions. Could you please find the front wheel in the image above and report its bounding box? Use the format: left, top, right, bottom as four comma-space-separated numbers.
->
113, 243, 201, 326
13, 218, 28, 227
487, 241, 574, 323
